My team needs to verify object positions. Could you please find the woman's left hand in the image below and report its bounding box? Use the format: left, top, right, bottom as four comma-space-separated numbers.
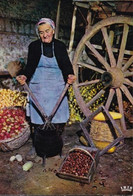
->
67, 74, 76, 84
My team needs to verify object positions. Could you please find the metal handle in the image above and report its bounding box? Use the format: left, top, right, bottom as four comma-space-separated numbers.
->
48, 83, 70, 121
23, 83, 48, 121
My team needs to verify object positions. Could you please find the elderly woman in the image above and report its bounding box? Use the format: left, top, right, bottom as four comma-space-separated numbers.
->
16, 18, 76, 160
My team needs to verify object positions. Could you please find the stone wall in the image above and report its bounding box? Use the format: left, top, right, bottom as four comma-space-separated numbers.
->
0, 17, 37, 70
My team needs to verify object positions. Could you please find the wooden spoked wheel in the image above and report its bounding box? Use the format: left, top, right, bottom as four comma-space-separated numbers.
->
72, 16, 133, 133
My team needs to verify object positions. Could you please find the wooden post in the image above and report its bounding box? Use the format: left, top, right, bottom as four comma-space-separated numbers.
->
86, 11, 92, 33
55, 0, 61, 39
68, 5, 77, 54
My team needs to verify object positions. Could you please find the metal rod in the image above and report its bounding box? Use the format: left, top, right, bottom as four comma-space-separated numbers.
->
23, 83, 48, 121
48, 83, 69, 120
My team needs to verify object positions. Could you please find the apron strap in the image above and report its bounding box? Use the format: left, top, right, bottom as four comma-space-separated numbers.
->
41, 43, 43, 55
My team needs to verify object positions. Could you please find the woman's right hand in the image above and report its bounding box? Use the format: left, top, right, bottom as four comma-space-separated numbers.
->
16, 75, 27, 85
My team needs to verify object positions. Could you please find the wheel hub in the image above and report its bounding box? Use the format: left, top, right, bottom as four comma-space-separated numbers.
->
109, 67, 124, 88
101, 71, 112, 87
101, 67, 124, 88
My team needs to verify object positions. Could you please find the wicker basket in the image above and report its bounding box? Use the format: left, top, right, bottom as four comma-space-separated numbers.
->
57, 146, 99, 184
0, 122, 30, 151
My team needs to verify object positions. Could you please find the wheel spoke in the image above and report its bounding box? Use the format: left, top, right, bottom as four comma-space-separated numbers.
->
122, 55, 133, 71
120, 84, 133, 105
117, 24, 129, 68
93, 44, 133, 56
73, 83, 91, 117
116, 88, 126, 131
105, 88, 115, 110
123, 78, 133, 87
101, 27, 116, 67
77, 79, 100, 87
124, 71, 133, 77
108, 30, 114, 48
77, 61, 105, 73
85, 41, 111, 71
86, 89, 105, 107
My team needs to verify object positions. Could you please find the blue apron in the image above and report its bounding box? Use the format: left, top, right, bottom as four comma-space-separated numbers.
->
28, 43, 69, 124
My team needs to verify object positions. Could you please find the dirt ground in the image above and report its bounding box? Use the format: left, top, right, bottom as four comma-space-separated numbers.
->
0, 123, 132, 196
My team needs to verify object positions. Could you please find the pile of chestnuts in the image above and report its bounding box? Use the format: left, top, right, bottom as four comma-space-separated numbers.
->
60, 149, 96, 178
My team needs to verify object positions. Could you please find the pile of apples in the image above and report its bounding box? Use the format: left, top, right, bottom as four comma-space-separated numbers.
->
0, 108, 26, 140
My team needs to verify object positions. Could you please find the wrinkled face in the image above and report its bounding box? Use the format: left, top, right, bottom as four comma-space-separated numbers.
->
38, 23, 54, 43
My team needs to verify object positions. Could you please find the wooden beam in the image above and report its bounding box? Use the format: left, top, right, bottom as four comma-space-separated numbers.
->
68, 5, 77, 53
55, 0, 61, 39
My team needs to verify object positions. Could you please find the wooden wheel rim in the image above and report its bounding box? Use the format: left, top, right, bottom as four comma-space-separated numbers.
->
72, 16, 133, 132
